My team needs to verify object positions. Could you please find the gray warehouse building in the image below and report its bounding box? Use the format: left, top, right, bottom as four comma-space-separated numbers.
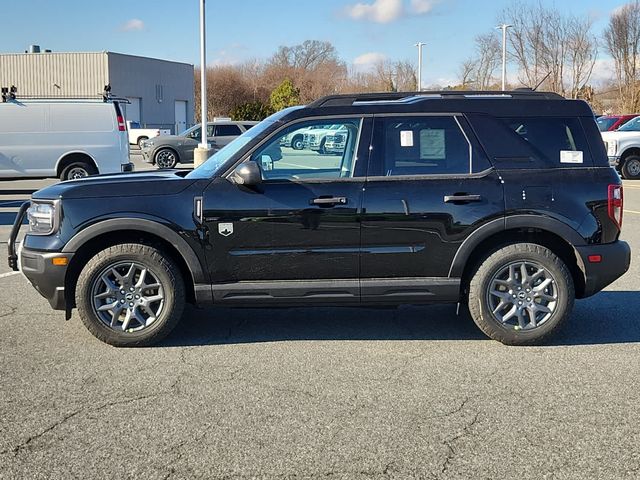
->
0, 50, 194, 133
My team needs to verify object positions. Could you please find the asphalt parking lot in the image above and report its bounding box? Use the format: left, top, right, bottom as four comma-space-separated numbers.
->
0, 170, 639, 478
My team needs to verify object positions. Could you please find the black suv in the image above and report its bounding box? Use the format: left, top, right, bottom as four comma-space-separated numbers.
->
8, 91, 631, 347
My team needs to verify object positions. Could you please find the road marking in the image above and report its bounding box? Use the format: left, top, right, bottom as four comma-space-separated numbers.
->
0, 271, 19, 279
278, 162, 319, 170
624, 209, 640, 215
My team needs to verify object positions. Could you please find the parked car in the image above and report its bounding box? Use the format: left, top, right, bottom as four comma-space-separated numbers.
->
303, 124, 343, 153
601, 115, 640, 179
8, 90, 630, 347
279, 126, 311, 150
141, 120, 258, 168
126, 121, 170, 148
0, 98, 132, 180
323, 125, 349, 154
596, 114, 639, 132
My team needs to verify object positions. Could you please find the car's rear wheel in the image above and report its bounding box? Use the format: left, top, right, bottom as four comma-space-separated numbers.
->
76, 244, 185, 347
155, 148, 178, 169
60, 161, 98, 181
621, 155, 640, 180
467, 243, 574, 345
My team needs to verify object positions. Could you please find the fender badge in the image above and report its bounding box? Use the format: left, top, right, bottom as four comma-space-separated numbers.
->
218, 223, 233, 237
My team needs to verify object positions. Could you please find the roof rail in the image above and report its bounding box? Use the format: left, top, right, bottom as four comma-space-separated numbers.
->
308, 90, 565, 108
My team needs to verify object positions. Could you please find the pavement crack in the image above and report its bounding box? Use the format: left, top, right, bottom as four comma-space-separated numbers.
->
2, 393, 166, 457
439, 411, 480, 477
0, 306, 17, 318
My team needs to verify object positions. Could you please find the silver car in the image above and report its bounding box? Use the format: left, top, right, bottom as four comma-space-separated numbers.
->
141, 120, 257, 169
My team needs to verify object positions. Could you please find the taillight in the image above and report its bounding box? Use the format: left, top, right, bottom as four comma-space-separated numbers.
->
608, 184, 623, 229
117, 115, 126, 132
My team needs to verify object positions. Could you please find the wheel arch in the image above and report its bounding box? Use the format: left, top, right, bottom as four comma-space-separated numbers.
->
620, 146, 640, 162
451, 216, 587, 299
62, 218, 210, 308
55, 151, 98, 177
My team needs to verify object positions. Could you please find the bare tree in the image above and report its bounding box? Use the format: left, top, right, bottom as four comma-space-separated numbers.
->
567, 17, 597, 99
604, 1, 640, 112
456, 32, 501, 90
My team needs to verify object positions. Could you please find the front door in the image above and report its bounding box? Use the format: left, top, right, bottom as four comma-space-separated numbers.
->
360, 114, 504, 303
202, 116, 371, 305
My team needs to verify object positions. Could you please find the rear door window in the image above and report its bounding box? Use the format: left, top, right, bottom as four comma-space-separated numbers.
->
215, 125, 242, 136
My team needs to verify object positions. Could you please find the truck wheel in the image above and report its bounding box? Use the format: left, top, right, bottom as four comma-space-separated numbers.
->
467, 243, 574, 346
137, 136, 149, 149
76, 243, 185, 347
292, 135, 304, 150
155, 148, 178, 169
621, 155, 640, 179
318, 138, 327, 154
60, 161, 98, 181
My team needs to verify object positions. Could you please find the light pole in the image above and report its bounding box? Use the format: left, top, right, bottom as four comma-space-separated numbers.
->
194, 0, 211, 168
496, 24, 511, 92
414, 42, 425, 92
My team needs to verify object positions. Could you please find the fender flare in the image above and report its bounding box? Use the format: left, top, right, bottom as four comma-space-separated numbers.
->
62, 218, 208, 284
55, 150, 98, 175
448, 215, 585, 278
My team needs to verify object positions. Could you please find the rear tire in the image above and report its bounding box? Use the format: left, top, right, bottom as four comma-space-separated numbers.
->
467, 243, 574, 345
621, 155, 640, 179
60, 161, 97, 181
75, 243, 185, 347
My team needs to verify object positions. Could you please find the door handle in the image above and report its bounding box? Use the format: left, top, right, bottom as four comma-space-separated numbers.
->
444, 194, 482, 203
311, 196, 348, 206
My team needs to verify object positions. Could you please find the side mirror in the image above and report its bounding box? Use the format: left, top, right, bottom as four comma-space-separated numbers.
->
230, 161, 262, 186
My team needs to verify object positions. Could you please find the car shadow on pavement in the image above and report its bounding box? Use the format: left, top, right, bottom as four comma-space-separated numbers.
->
160, 291, 640, 347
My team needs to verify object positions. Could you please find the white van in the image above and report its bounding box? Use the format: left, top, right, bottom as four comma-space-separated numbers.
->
0, 99, 133, 180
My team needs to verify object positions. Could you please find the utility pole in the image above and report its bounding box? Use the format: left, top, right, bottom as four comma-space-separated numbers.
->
496, 24, 511, 91
194, 0, 211, 168
414, 42, 425, 92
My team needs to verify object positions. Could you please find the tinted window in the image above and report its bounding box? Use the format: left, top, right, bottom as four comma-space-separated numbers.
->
499, 117, 591, 166
251, 118, 362, 181
243, 124, 255, 130
617, 117, 640, 132
371, 116, 470, 176
596, 117, 617, 132
215, 124, 242, 136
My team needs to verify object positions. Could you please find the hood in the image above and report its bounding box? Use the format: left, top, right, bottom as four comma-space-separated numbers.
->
32, 170, 197, 200
601, 130, 640, 142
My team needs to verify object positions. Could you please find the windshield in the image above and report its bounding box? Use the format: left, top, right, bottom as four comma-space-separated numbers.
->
617, 117, 640, 132
186, 107, 303, 179
596, 117, 617, 132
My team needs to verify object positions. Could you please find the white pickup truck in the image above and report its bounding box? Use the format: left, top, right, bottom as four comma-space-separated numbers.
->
126, 121, 170, 148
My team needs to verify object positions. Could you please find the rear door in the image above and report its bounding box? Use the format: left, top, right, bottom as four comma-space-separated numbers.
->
360, 114, 504, 304
212, 124, 243, 148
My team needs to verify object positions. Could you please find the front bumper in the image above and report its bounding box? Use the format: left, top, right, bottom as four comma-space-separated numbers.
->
20, 247, 73, 310
575, 241, 631, 298
141, 148, 153, 163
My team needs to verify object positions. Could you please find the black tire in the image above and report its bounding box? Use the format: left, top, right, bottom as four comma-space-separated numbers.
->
137, 136, 149, 149
75, 243, 185, 347
467, 243, 574, 346
154, 148, 178, 169
60, 161, 98, 181
621, 155, 640, 180
318, 138, 327, 154
292, 135, 304, 150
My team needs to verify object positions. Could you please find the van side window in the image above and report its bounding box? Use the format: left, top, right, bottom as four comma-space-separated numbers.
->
370, 116, 470, 176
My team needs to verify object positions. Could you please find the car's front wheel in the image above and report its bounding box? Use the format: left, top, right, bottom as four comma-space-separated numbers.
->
154, 148, 178, 169
467, 243, 574, 345
76, 244, 185, 347
621, 155, 640, 180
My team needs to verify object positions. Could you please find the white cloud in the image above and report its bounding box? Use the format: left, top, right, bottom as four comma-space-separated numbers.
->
343, 0, 439, 23
410, 0, 436, 14
120, 19, 144, 32
353, 52, 388, 71
589, 58, 616, 86
344, 0, 405, 24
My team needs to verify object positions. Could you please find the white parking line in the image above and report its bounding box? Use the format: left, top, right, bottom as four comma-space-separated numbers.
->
624, 209, 640, 215
278, 162, 319, 170
0, 271, 19, 279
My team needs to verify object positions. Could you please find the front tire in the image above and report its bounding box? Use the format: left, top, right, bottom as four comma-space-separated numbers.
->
621, 155, 640, 179
76, 244, 185, 347
154, 148, 178, 169
292, 135, 304, 150
467, 243, 574, 345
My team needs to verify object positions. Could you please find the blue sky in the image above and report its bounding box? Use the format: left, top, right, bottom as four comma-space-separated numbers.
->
1, 0, 627, 86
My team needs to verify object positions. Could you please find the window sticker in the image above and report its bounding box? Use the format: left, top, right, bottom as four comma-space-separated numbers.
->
420, 129, 446, 159
400, 130, 414, 147
560, 150, 583, 164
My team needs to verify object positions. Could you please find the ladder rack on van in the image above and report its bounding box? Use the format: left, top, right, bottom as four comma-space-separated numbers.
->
1, 85, 129, 104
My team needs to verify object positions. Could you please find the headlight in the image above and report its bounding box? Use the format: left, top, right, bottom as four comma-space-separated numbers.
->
142, 139, 154, 148
27, 201, 59, 235
607, 140, 617, 156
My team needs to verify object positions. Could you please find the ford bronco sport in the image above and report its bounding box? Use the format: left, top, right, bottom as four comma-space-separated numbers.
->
8, 90, 631, 347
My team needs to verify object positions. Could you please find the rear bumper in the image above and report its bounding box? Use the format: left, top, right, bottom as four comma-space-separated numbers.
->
20, 247, 73, 310
121, 162, 134, 172
575, 241, 631, 298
